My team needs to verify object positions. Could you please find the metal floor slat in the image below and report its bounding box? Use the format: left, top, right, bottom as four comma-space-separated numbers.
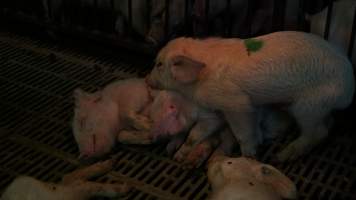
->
0, 31, 355, 199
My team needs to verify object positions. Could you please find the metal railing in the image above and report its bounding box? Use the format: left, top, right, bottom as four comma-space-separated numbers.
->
0, 0, 355, 59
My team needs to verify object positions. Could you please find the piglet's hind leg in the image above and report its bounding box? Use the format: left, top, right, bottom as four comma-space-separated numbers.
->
278, 93, 332, 162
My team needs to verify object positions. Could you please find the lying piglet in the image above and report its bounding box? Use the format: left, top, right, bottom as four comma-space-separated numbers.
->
114, 88, 222, 168
119, 89, 291, 168
72, 78, 153, 159
207, 155, 297, 200
1, 159, 130, 200
151, 90, 225, 165
149, 90, 224, 140
117, 89, 224, 168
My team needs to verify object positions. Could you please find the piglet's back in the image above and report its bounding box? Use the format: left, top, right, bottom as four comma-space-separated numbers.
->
191, 31, 355, 107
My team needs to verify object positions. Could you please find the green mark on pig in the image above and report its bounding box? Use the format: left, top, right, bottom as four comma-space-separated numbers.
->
244, 38, 264, 56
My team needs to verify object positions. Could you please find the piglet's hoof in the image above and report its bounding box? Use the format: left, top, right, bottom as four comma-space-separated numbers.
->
183, 144, 214, 168
173, 152, 185, 163
173, 144, 192, 163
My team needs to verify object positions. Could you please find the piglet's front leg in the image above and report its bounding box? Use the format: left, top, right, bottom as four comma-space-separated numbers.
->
224, 110, 258, 157
117, 130, 154, 145
173, 117, 222, 165
166, 133, 187, 156
126, 112, 153, 131
62, 159, 131, 199
181, 135, 220, 168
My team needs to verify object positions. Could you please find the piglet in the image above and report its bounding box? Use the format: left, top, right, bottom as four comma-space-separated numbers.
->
1, 159, 130, 200
119, 89, 291, 168
116, 88, 224, 167
177, 107, 291, 169
73, 78, 153, 159
149, 90, 225, 166
207, 154, 297, 200
147, 31, 355, 162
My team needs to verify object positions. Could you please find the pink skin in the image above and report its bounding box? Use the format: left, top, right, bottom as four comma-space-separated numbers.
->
181, 139, 217, 168
150, 101, 181, 139
147, 33, 355, 162
73, 90, 118, 158
147, 90, 292, 168
2, 159, 131, 200
149, 90, 196, 141
177, 128, 238, 168
115, 89, 221, 168
73, 78, 152, 159
207, 155, 297, 200
149, 91, 227, 168
115, 89, 189, 145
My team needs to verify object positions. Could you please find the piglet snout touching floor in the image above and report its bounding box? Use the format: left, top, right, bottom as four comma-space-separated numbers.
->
207, 156, 297, 200
72, 78, 153, 159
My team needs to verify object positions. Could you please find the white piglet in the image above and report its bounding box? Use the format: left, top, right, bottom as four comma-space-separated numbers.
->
207, 155, 297, 200
0, 159, 130, 200
147, 31, 355, 162
73, 78, 152, 159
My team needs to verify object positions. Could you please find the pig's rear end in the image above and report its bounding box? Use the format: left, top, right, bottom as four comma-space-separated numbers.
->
236, 31, 355, 110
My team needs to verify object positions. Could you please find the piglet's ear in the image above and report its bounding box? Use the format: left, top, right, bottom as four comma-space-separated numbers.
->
260, 165, 297, 199
73, 88, 101, 107
74, 88, 88, 106
170, 55, 205, 83
74, 88, 88, 100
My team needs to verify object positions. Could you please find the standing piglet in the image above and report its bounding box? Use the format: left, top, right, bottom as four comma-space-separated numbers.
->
147, 31, 355, 162
73, 78, 152, 159
207, 155, 297, 200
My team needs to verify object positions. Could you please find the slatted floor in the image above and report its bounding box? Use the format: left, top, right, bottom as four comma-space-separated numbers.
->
0, 31, 355, 200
